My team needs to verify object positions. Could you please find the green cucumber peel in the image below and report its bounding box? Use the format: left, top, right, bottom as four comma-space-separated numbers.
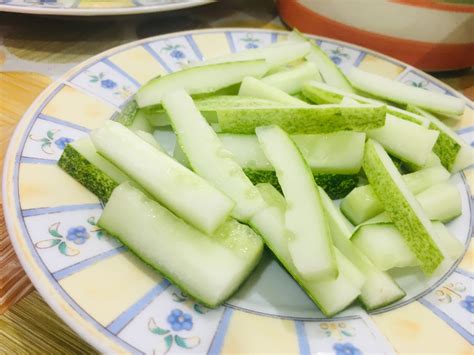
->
363, 139, 444, 275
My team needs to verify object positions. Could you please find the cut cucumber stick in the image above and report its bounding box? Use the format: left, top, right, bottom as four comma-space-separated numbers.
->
136, 60, 269, 107
218, 104, 386, 134
239, 76, 308, 106
58, 136, 127, 202
288, 30, 355, 93
91, 121, 234, 234
162, 89, 266, 221
363, 139, 444, 274
99, 182, 263, 308
341, 96, 439, 166
407, 105, 473, 172
196, 40, 311, 70
219, 132, 365, 174
250, 184, 360, 316
317, 187, 405, 309
348, 67, 465, 116
256, 125, 337, 281
262, 61, 321, 94
341, 166, 450, 225
353, 221, 464, 271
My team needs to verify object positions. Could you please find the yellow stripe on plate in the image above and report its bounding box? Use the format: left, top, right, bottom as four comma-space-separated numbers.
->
220, 309, 299, 354
60, 251, 162, 327
108, 46, 167, 85
192, 33, 231, 61
18, 164, 98, 210
372, 302, 471, 354
42, 85, 115, 130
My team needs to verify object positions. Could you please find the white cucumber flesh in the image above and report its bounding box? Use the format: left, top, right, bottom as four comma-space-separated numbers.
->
250, 183, 360, 316
363, 139, 444, 274
196, 41, 311, 70
91, 120, 234, 234
239, 76, 308, 106
348, 67, 465, 116
71, 137, 129, 183
407, 105, 473, 172
136, 60, 268, 107
367, 114, 439, 166
218, 131, 365, 174
288, 30, 355, 93
99, 183, 263, 308
352, 223, 419, 270
128, 110, 154, 133
412, 182, 462, 223
431, 222, 464, 261
317, 187, 405, 309
262, 61, 321, 94
256, 125, 337, 281
162, 89, 265, 221
217, 104, 386, 134
341, 166, 451, 225
134, 130, 164, 152
341, 97, 439, 166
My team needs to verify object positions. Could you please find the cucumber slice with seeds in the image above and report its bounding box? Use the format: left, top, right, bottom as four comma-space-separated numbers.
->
363, 139, 444, 274
99, 182, 263, 308
163, 89, 265, 222
239, 76, 308, 106
262, 61, 321, 94
91, 120, 234, 234
256, 125, 337, 281
250, 183, 360, 316
348, 67, 465, 116
341, 166, 450, 225
136, 60, 268, 107
218, 104, 386, 134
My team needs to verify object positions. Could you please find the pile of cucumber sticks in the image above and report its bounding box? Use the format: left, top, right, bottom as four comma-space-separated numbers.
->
58, 30, 472, 317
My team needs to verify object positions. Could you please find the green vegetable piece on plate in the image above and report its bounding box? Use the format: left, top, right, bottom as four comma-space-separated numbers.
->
362, 139, 444, 275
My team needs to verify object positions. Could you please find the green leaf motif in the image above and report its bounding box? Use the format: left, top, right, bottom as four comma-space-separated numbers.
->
148, 318, 170, 335
48, 222, 62, 238
172, 291, 187, 303
46, 130, 55, 140
193, 304, 209, 314
87, 216, 97, 226
174, 335, 200, 349
35, 239, 61, 249
41, 142, 53, 155
58, 241, 79, 257
341, 330, 352, 337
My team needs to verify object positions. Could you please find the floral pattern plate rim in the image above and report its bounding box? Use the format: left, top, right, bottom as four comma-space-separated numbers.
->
3, 28, 473, 354
0, 0, 212, 17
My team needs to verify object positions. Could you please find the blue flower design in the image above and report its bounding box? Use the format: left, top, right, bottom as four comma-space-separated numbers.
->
54, 137, 73, 150
245, 42, 259, 49
333, 342, 362, 355
101, 79, 117, 89
460, 295, 474, 313
330, 56, 342, 65
66, 226, 90, 245
166, 309, 193, 331
170, 49, 185, 59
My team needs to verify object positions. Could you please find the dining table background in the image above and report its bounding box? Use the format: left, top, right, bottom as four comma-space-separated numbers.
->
0, 0, 473, 353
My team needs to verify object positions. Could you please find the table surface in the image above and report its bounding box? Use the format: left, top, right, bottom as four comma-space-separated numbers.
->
0, 1, 473, 353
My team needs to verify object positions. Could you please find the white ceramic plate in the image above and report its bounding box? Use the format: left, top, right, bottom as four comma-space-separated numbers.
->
0, 0, 212, 16
3, 28, 473, 354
